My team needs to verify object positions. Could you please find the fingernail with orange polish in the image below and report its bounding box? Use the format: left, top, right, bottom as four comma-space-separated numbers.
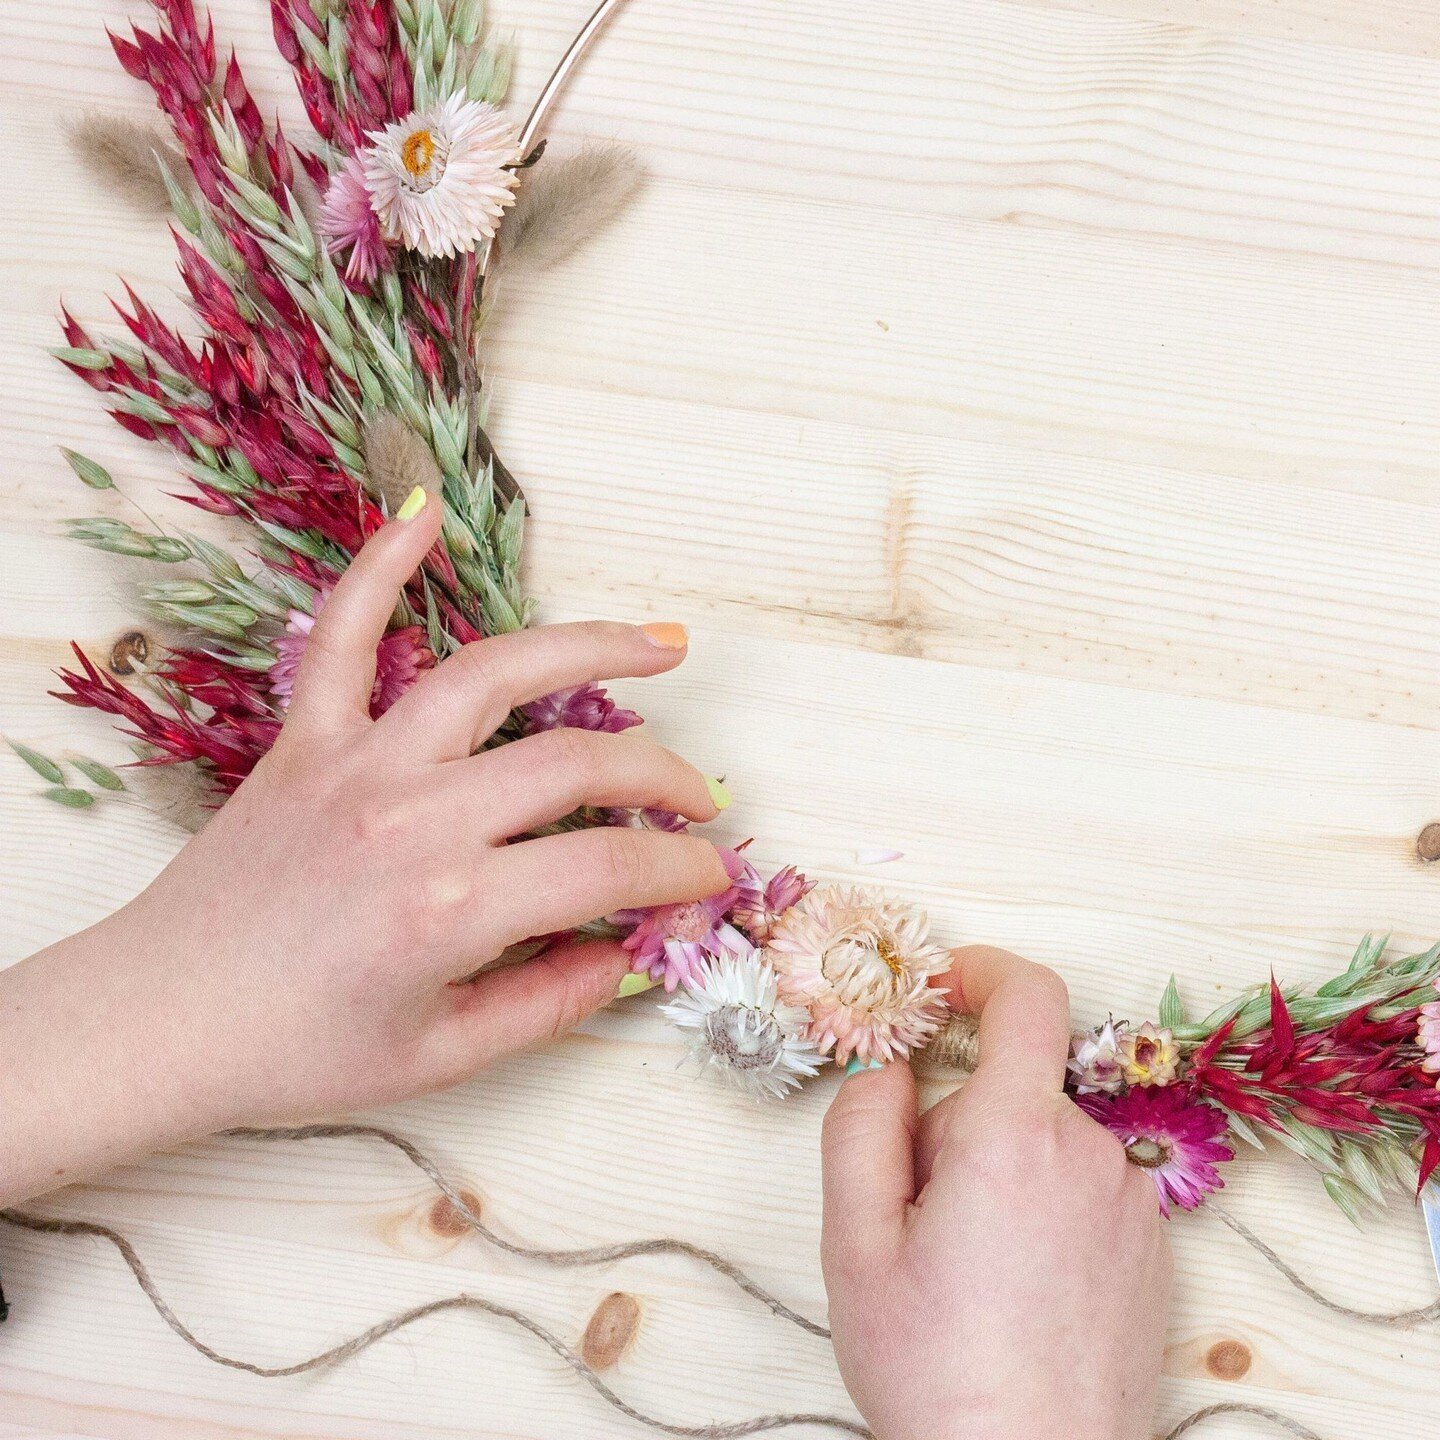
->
640, 622, 688, 650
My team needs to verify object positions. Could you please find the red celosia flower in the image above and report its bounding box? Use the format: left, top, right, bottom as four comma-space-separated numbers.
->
1188, 978, 1440, 1190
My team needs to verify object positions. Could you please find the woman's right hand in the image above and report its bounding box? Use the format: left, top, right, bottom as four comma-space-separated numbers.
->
820, 945, 1172, 1440
0, 491, 730, 1205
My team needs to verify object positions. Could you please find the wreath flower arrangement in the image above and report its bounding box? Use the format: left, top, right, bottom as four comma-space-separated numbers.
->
29, 0, 1440, 1229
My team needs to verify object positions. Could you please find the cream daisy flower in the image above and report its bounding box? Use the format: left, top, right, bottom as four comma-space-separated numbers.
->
661, 948, 821, 1100
767, 885, 951, 1065
362, 95, 520, 258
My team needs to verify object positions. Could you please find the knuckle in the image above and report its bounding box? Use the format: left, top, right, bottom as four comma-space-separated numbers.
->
451, 638, 507, 706
1027, 961, 1070, 1010
392, 871, 468, 951
597, 827, 646, 888
549, 725, 604, 789
351, 796, 406, 848
539, 956, 598, 1041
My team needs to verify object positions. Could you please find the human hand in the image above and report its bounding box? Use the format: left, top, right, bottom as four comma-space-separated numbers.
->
0, 492, 729, 1204
820, 945, 1172, 1440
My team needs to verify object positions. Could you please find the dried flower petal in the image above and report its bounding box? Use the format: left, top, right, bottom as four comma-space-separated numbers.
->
1118, 1021, 1180, 1087
767, 885, 950, 1065
1080, 1087, 1234, 1216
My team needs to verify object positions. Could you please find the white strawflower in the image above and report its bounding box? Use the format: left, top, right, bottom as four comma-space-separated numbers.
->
661, 949, 821, 1100
362, 95, 520, 258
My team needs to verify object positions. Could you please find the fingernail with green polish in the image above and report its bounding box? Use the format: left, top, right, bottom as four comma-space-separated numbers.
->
616, 973, 658, 999
844, 1058, 886, 1076
396, 485, 428, 521
705, 776, 731, 811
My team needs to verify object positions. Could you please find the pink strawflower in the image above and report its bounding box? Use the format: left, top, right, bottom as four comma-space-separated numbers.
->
1419, 985, 1440, 1077
522, 683, 641, 734
1067, 1020, 1127, 1095
730, 861, 812, 944
616, 848, 750, 992
767, 885, 950, 1066
320, 155, 389, 283
1079, 1087, 1234, 1216
269, 602, 433, 716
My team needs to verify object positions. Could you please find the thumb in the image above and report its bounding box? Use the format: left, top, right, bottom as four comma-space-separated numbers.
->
820, 1061, 917, 1279
437, 937, 632, 1078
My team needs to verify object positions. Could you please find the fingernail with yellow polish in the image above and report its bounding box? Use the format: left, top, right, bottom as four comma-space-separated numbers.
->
617, 972, 658, 998
396, 485, 428, 521
705, 776, 731, 811
640, 622, 688, 650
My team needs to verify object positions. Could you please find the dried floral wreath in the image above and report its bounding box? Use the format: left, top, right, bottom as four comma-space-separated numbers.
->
28, 0, 1440, 1233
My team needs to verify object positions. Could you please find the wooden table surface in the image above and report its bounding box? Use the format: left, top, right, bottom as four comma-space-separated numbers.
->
3, 1, 1440, 1436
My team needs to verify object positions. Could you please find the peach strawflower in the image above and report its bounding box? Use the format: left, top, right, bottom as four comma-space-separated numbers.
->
766, 885, 950, 1065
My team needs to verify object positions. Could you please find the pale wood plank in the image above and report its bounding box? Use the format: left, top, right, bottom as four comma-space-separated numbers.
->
1, 2, 1438, 1439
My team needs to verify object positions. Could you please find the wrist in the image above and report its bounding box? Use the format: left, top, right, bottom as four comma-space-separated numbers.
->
0, 906, 220, 1206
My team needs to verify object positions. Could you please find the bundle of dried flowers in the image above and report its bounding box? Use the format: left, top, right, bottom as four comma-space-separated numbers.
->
40, 0, 1440, 1223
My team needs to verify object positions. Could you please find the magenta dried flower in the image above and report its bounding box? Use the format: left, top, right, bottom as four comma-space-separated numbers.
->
269, 602, 432, 716
522, 682, 641, 735
729, 861, 812, 944
1079, 1087, 1234, 1216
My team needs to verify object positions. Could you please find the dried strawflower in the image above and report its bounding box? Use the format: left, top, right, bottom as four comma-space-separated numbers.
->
1118, 1021, 1180, 1087
499, 142, 643, 270
269, 602, 433, 716
1067, 1019, 1127, 1095
320, 155, 390, 283
617, 850, 749, 992
767, 885, 950, 1065
729, 861, 812, 945
69, 112, 178, 214
522, 683, 641, 734
362, 95, 519, 258
661, 948, 821, 1100
360, 412, 444, 514
1079, 1087, 1234, 1216
1419, 984, 1440, 1078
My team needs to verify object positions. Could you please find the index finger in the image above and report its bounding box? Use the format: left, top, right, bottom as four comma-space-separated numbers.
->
938, 944, 1071, 1092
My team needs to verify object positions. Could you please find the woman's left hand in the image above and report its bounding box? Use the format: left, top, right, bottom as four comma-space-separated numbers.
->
0, 494, 728, 1206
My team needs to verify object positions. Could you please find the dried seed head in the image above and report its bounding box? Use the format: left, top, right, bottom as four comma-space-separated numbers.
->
125, 760, 216, 833
360, 412, 444, 514
499, 142, 644, 272
69, 112, 179, 214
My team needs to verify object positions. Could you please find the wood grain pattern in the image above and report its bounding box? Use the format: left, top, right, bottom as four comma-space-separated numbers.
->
2, 1, 1439, 1437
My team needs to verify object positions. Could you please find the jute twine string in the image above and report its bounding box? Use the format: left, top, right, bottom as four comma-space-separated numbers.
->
0, 1206, 863, 1439
221, 1122, 830, 1336
1, 1019, 1430, 1439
